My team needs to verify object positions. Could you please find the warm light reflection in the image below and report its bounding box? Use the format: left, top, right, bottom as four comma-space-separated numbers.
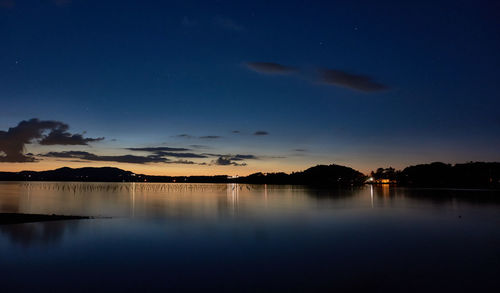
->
227, 183, 239, 215
370, 184, 374, 208
0, 182, 373, 219
131, 182, 135, 218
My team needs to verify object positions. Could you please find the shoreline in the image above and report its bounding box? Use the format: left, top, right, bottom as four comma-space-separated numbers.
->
0, 213, 91, 225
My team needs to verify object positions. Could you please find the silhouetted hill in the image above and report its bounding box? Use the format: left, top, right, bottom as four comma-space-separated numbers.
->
2, 162, 499, 188
0, 167, 137, 182
0, 164, 366, 185
0, 167, 244, 183
239, 164, 366, 185
396, 162, 500, 188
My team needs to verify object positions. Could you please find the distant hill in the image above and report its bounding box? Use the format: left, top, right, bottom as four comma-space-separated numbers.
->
0, 164, 366, 186
0, 166, 237, 183
397, 162, 500, 188
240, 164, 366, 185
0, 167, 137, 182
2, 162, 499, 188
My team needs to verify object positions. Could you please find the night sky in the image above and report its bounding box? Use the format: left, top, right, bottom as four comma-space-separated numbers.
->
1, 0, 499, 175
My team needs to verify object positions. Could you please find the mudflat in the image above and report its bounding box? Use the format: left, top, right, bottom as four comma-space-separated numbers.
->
0, 213, 90, 225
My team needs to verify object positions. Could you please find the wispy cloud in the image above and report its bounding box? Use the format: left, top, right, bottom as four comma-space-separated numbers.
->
246, 62, 297, 75
318, 69, 389, 92
254, 131, 269, 136
40, 151, 169, 164
199, 135, 221, 139
127, 145, 264, 166
169, 159, 199, 165
127, 147, 207, 158
174, 134, 194, 138
154, 151, 208, 158
231, 154, 258, 160
202, 153, 259, 159
39, 130, 104, 145
127, 147, 190, 152
245, 61, 389, 93
211, 156, 247, 166
40, 151, 203, 165
175, 134, 222, 139
0, 119, 103, 163
189, 144, 209, 149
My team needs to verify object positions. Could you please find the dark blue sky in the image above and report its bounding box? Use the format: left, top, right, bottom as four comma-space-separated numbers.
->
1, 0, 499, 174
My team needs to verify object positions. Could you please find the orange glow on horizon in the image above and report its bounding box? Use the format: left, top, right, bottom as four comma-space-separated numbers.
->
0, 158, 343, 176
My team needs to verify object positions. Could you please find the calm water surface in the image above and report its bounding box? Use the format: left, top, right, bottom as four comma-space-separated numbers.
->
0, 182, 499, 292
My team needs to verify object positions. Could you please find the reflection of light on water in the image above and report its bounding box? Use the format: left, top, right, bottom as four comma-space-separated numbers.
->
264, 184, 268, 208
383, 184, 389, 197
370, 184, 374, 208
131, 182, 135, 218
227, 183, 239, 215
25, 182, 32, 210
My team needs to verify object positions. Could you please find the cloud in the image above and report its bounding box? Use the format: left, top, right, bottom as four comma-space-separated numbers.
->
40, 151, 170, 164
254, 131, 269, 136
127, 146, 259, 162
202, 153, 259, 159
174, 134, 193, 138
199, 135, 221, 139
231, 154, 258, 160
127, 146, 207, 158
0, 118, 102, 163
232, 130, 240, 134
244, 61, 388, 93
39, 130, 104, 145
202, 153, 224, 157
214, 16, 243, 31
175, 134, 222, 139
211, 156, 247, 166
155, 151, 208, 158
205, 153, 258, 166
189, 144, 209, 149
40, 151, 204, 165
294, 149, 307, 152
246, 62, 297, 75
318, 69, 389, 92
169, 159, 198, 165
127, 147, 190, 152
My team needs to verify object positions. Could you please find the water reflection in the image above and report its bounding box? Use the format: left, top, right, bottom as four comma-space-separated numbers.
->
0, 182, 499, 247
0, 182, 357, 219
0, 183, 498, 220
0, 183, 499, 291
0, 220, 81, 247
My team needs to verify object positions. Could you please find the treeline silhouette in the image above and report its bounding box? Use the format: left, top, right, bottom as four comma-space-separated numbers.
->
0, 164, 365, 186
372, 162, 500, 188
0, 167, 228, 183
237, 164, 365, 185
0, 162, 499, 188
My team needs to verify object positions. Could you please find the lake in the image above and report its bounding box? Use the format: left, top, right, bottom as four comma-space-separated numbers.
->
0, 182, 499, 292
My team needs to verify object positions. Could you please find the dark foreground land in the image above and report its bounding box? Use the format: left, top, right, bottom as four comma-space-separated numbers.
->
0, 213, 90, 225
